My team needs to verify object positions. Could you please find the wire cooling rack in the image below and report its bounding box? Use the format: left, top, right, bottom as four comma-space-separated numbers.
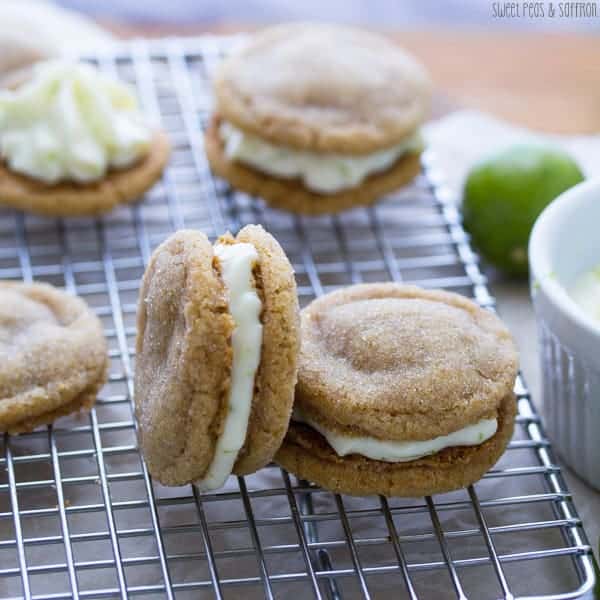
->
0, 36, 595, 600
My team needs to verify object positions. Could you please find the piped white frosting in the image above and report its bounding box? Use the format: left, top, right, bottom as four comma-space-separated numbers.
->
220, 121, 423, 194
0, 60, 152, 184
196, 242, 263, 491
292, 408, 498, 463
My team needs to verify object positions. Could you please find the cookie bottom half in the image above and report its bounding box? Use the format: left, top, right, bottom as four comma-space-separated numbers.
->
276, 394, 516, 497
0, 131, 170, 217
204, 120, 422, 216
4, 375, 106, 435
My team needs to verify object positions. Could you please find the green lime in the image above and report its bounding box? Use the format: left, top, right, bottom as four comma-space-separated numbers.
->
462, 144, 584, 277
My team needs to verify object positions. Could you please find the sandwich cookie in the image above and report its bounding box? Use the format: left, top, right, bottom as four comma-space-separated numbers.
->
205, 23, 431, 215
135, 225, 300, 488
0, 60, 170, 216
276, 283, 519, 497
0, 281, 108, 434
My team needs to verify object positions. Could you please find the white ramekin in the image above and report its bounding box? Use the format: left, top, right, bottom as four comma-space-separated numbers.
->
529, 178, 600, 489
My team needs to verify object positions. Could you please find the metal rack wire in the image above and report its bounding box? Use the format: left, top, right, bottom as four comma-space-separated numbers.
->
0, 36, 595, 600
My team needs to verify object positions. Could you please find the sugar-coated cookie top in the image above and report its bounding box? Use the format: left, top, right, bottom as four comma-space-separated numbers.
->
215, 23, 432, 154
297, 283, 518, 442
0, 281, 107, 430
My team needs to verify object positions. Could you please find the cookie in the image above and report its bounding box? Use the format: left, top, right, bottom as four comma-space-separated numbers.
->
206, 23, 431, 214
135, 224, 300, 488
0, 281, 108, 434
275, 283, 519, 497
0, 131, 170, 217
214, 23, 431, 153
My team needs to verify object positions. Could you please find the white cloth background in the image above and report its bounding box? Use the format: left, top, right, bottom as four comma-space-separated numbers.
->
423, 109, 600, 203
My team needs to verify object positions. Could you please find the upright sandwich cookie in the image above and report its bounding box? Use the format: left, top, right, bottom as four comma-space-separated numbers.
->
135, 225, 300, 488
206, 23, 431, 215
276, 284, 519, 497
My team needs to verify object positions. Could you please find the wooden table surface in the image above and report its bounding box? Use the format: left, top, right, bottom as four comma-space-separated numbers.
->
104, 22, 600, 135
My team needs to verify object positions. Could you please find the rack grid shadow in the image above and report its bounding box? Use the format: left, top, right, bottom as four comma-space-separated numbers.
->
0, 37, 594, 600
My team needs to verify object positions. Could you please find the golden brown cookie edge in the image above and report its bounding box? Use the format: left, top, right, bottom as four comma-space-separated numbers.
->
5, 368, 107, 435
204, 120, 422, 215
0, 281, 109, 432
275, 393, 516, 497
0, 130, 170, 217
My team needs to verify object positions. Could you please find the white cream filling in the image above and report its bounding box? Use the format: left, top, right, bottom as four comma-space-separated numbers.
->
220, 121, 423, 194
196, 242, 263, 491
292, 408, 498, 463
0, 60, 152, 184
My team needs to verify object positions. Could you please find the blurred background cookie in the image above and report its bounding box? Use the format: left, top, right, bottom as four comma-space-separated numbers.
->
206, 23, 431, 214
0, 60, 170, 216
0, 281, 108, 434
0, 0, 111, 84
277, 283, 519, 496
135, 225, 300, 488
